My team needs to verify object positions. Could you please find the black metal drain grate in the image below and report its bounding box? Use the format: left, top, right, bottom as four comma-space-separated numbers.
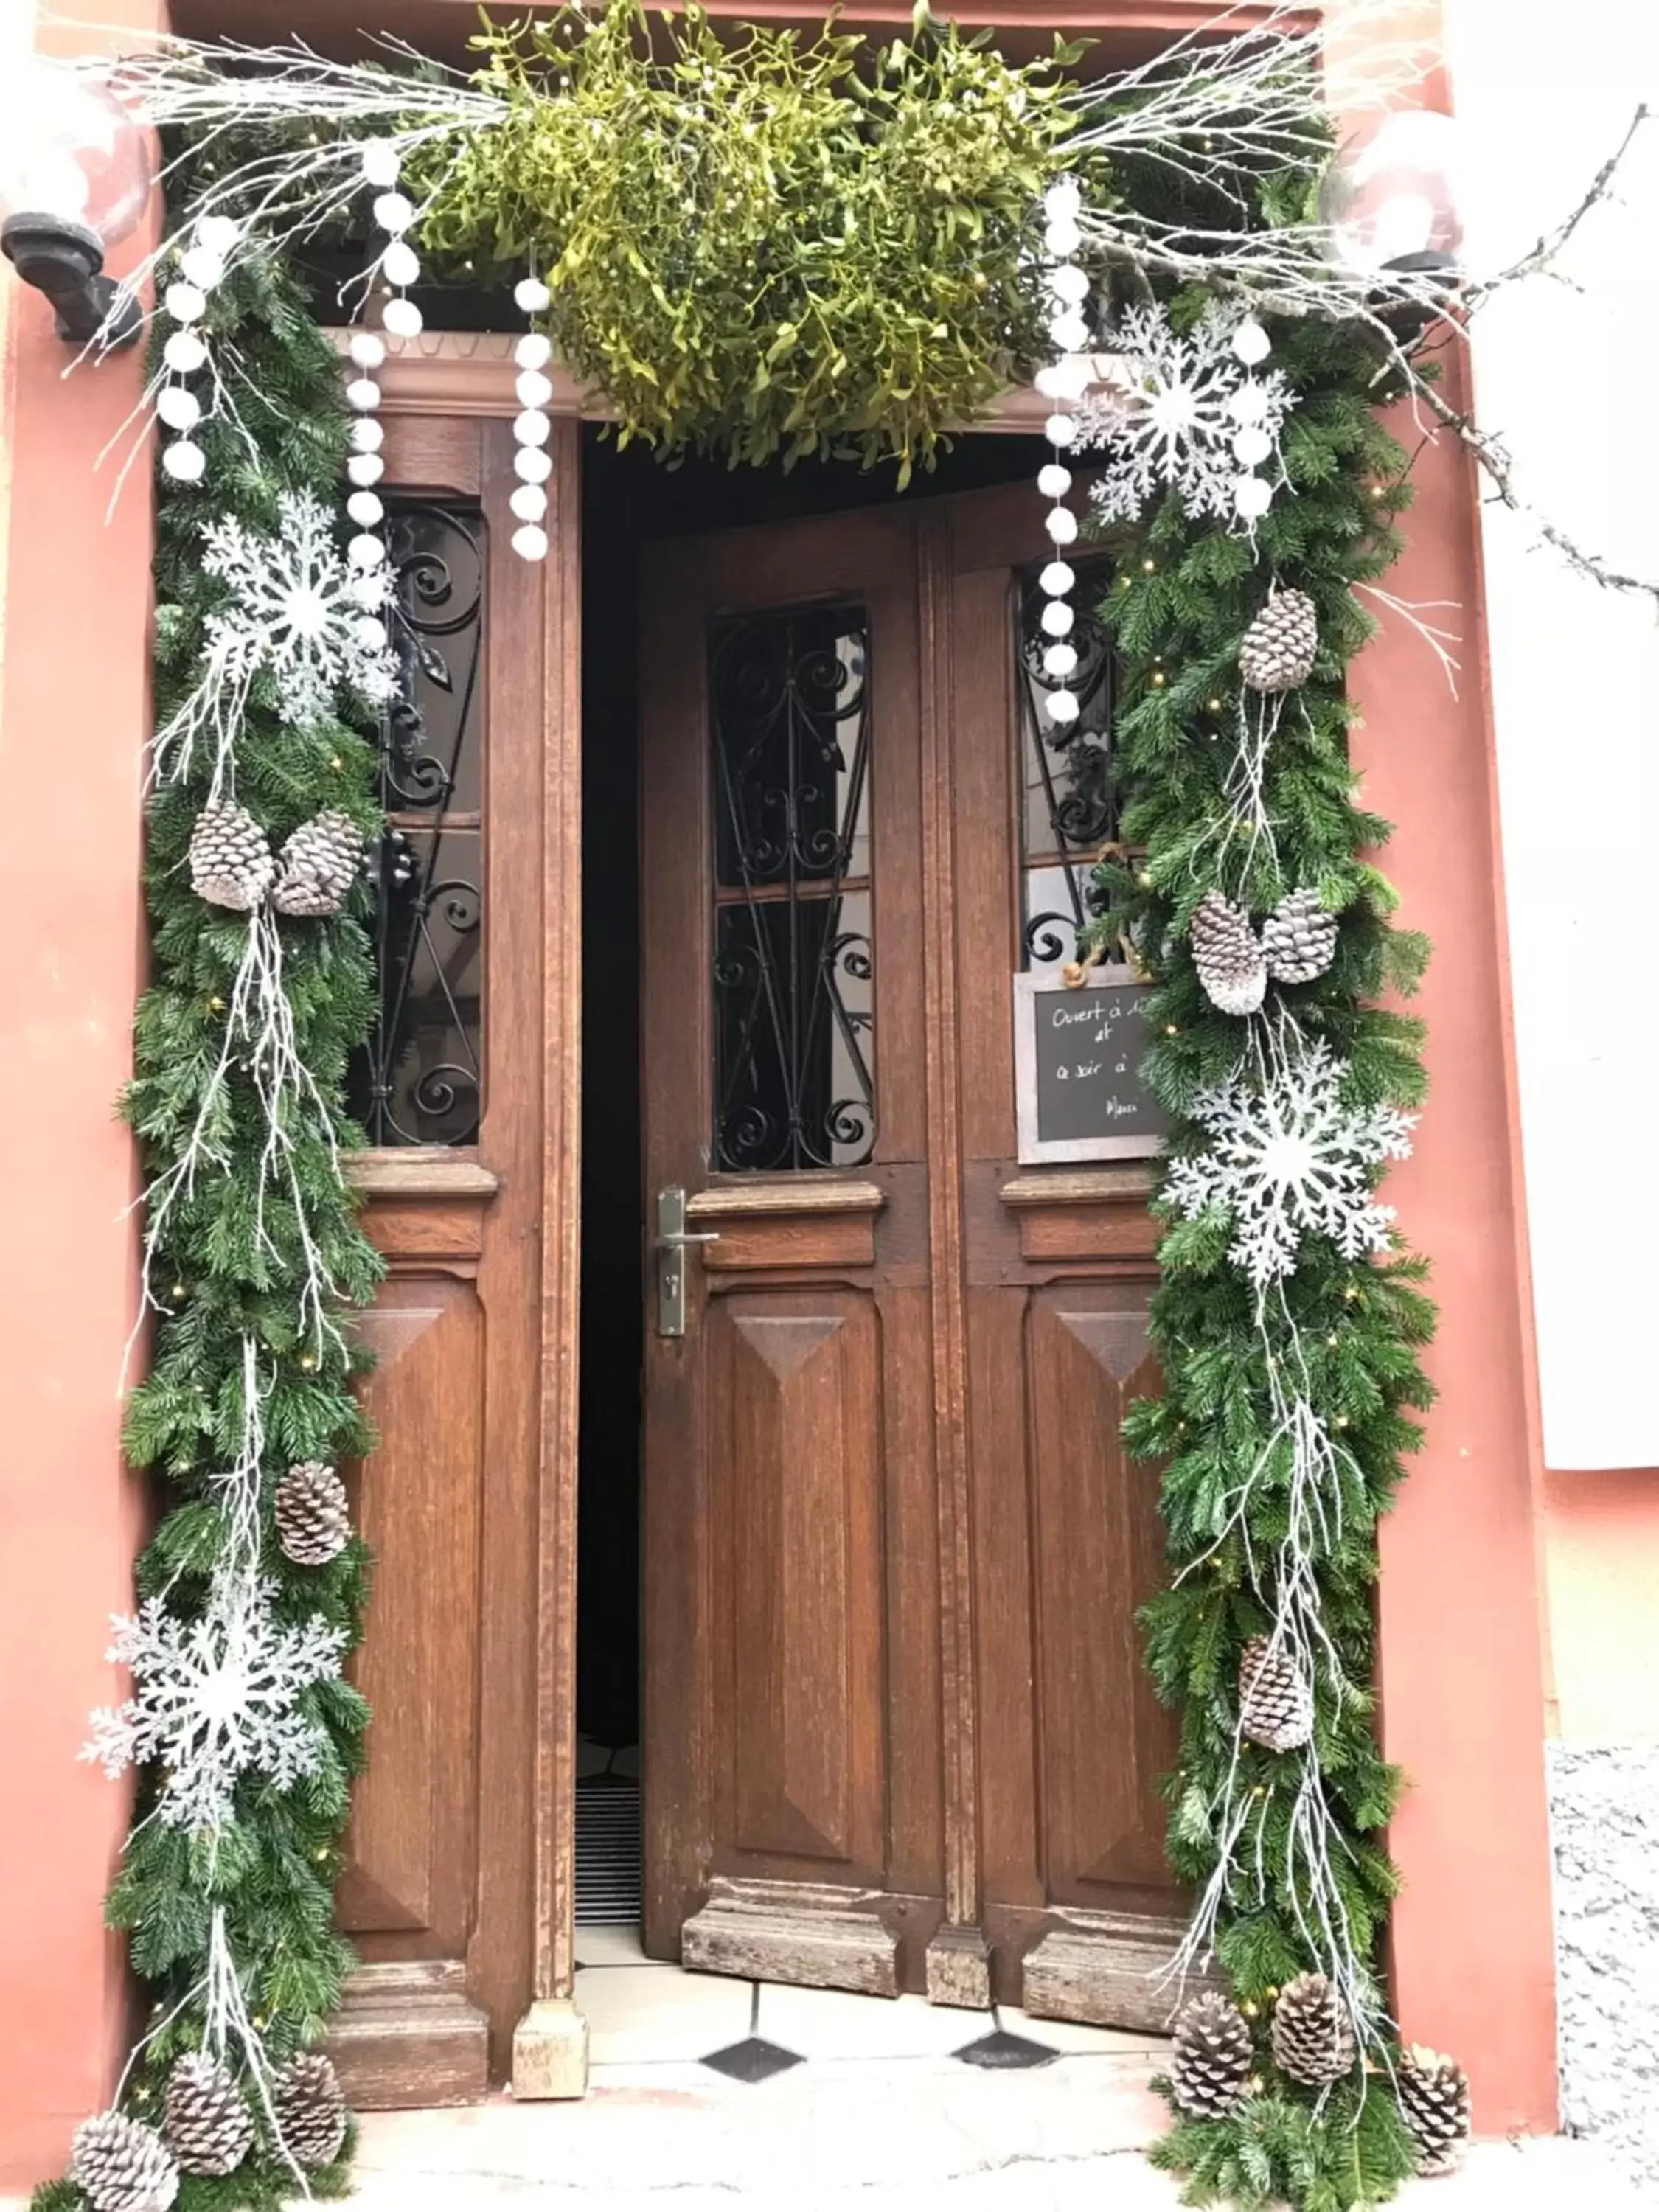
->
574, 1770, 643, 1926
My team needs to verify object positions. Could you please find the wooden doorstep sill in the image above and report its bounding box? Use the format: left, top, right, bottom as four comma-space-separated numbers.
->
1000, 1165, 1156, 1207
346, 1150, 502, 1199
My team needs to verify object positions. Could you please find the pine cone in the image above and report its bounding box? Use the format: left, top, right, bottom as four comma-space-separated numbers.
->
1262, 888, 1339, 986
1270, 1972, 1357, 2088
1396, 2045, 1471, 2176
1169, 1991, 1254, 2119
271, 2051, 348, 2169
274, 1461, 352, 1567
1239, 588, 1318, 693
1239, 1635, 1315, 1753
164, 2053, 254, 2177
69, 2110, 180, 2212
272, 809, 366, 918
188, 801, 274, 912
1190, 889, 1267, 1016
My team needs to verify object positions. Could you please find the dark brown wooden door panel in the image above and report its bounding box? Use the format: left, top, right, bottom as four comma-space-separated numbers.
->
710, 1290, 885, 1878
1026, 1286, 1178, 1905
339, 1270, 484, 1952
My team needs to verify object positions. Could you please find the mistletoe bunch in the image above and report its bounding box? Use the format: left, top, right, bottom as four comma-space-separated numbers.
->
413, 0, 1082, 479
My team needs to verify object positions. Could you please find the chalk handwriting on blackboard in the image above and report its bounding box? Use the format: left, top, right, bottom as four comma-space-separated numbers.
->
1013, 970, 1169, 1161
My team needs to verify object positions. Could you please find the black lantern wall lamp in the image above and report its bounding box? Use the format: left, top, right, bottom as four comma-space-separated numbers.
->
1320, 108, 1464, 347
0, 63, 151, 350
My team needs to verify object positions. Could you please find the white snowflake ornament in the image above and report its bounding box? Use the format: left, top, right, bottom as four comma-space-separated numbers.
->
1166, 1040, 1414, 1289
83, 1575, 346, 1834
1076, 301, 1294, 528
198, 488, 397, 731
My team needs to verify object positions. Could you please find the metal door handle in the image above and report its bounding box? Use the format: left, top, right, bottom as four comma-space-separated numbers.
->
655, 1187, 718, 1337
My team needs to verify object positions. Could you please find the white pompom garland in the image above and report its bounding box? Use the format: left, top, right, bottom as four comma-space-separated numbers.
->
509, 272, 554, 561
1032, 178, 1100, 737
156, 213, 239, 487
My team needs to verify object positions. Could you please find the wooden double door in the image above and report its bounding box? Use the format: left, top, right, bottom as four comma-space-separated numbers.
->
639, 484, 1183, 2020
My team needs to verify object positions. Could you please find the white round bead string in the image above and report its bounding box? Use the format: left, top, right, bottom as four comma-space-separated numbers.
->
156, 214, 237, 487
1228, 316, 1277, 522
1034, 178, 1094, 731
345, 152, 412, 593
510, 274, 554, 561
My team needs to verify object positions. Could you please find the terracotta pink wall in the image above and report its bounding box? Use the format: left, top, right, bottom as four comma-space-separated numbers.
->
1357, 394, 1559, 2134
0, 0, 162, 2190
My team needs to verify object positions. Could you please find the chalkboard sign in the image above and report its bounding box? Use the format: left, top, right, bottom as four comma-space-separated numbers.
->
1013, 967, 1168, 1164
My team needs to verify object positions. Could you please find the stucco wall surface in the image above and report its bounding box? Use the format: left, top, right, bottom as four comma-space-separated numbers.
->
1545, 1744, 1659, 2188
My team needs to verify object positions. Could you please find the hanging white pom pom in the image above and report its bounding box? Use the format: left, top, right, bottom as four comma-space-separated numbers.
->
349, 570, 386, 607
163, 330, 207, 375
1229, 379, 1271, 428
349, 332, 387, 372
515, 332, 554, 371
510, 484, 549, 523
156, 385, 201, 431
347, 490, 385, 527
361, 140, 402, 188
1047, 689, 1081, 726
1047, 262, 1090, 304
1049, 311, 1090, 354
195, 214, 240, 257
514, 409, 552, 448
345, 377, 381, 413
516, 369, 554, 410
1043, 413, 1077, 448
512, 524, 550, 562
1043, 641, 1079, 679
1043, 180, 1083, 223
1040, 600, 1074, 639
1039, 560, 1075, 597
1234, 473, 1274, 520
380, 240, 420, 291
162, 441, 205, 484
1044, 218, 1082, 258
515, 275, 552, 313
372, 191, 414, 235
1046, 506, 1079, 545
1036, 357, 1091, 402
348, 532, 387, 568
1231, 425, 1273, 468
381, 296, 423, 339
514, 445, 553, 485
347, 452, 386, 487
178, 246, 224, 292
1231, 317, 1272, 366
349, 417, 384, 454
354, 615, 389, 653
1037, 463, 1071, 501
164, 281, 206, 325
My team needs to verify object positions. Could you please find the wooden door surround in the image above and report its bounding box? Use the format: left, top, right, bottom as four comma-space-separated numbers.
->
326, 339, 1181, 2110
639, 486, 1183, 2020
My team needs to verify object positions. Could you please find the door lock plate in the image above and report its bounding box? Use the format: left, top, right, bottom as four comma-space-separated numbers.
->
655, 1186, 719, 1337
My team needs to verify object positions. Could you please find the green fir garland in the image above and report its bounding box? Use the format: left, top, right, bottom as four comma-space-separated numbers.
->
34, 248, 380, 2212
1085, 292, 1439, 2207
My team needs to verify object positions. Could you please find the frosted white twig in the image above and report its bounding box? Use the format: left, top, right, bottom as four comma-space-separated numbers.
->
83, 1571, 345, 1834
1352, 583, 1462, 698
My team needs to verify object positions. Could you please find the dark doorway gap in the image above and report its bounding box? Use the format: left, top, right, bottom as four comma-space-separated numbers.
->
574, 428, 1047, 1757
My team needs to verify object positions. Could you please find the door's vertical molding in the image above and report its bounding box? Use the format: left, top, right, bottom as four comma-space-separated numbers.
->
916, 512, 989, 2003
514, 415, 590, 2098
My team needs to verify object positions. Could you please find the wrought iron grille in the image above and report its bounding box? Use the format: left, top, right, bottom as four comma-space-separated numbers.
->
1017, 560, 1118, 969
348, 501, 486, 1147
709, 602, 875, 1172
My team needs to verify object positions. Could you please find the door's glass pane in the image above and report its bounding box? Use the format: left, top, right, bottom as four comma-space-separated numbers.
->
347, 501, 486, 1146
709, 602, 874, 1172
1017, 561, 1117, 969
